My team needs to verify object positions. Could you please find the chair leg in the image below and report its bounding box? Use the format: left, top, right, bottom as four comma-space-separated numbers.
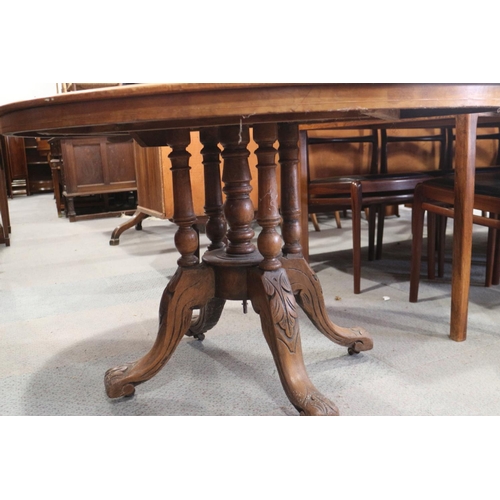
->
493, 226, 500, 286
485, 213, 498, 287
368, 206, 377, 261
485, 227, 495, 287
375, 204, 385, 260
310, 213, 320, 232
334, 211, 342, 229
427, 212, 436, 280
410, 185, 425, 302
437, 216, 447, 278
351, 182, 362, 294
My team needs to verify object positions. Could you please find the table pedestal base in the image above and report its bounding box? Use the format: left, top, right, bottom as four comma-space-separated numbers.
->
104, 251, 372, 416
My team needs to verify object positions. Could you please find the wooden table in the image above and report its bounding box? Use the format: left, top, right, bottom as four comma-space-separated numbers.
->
2, 84, 500, 415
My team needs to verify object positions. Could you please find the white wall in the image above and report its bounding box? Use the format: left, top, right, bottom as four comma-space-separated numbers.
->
0, 83, 58, 106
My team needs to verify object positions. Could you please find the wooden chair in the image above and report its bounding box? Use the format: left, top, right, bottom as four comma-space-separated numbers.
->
421, 125, 500, 281
310, 171, 449, 294
409, 167, 500, 304
306, 128, 378, 233
303, 125, 450, 294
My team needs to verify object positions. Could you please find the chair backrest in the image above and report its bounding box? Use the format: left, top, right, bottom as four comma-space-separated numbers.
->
476, 128, 500, 166
445, 125, 500, 169
304, 128, 379, 181
380, 127, 448, 174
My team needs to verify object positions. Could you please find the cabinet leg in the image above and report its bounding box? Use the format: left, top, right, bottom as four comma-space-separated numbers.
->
109, 210, 149, 245
66, 197, 76, 221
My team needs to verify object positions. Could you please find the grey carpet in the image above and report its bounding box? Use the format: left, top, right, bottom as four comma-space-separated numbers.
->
1, 194, 500, 416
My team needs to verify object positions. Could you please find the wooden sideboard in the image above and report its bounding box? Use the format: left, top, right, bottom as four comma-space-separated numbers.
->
57, 136, 141, 222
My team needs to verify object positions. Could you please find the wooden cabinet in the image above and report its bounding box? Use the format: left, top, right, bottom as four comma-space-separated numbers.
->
25, 138, 53, 193
59, 136, 143, 222
3, 136, 53, 195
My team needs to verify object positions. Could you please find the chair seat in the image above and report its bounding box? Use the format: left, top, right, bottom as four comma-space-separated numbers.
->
421, 166, 500, 198
310, 170, 447, 185
309, 170, 448, 198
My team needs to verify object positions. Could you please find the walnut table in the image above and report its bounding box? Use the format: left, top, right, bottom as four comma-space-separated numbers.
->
2, 84, 500, 414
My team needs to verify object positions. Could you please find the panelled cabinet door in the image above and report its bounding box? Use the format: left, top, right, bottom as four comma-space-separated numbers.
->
61, 137, 137, 197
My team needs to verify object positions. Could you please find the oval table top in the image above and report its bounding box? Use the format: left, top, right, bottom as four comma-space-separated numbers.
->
1, 83, 500, 144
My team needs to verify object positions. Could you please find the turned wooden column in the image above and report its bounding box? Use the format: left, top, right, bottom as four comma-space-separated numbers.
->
278, 123, 302, 257
219, 125, 256, 256
254, 123, 282, 271
166, 129, 199, 267
200, 128, 226, 251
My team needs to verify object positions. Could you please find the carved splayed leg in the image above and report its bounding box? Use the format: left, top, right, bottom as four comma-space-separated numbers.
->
105, 128, 218, 398
105, 265, 215, 398
277, 122, 372, 355
248, 268, 339, 416
250, 123, 338, 416
281, 256, 373, 354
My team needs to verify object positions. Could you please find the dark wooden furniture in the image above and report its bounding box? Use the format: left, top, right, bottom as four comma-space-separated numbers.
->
0, 136, 10, 246
2, 136, 54, 196
410, 167, 500, 305
47, 139, 66, 217
419, 125, 500, 281
3, 136, 29, 195
309, 169, 449, 294
2, 84, 500, 414
306, 129, 378, 233
302, 126, 449, 294
59, 137, 139, 222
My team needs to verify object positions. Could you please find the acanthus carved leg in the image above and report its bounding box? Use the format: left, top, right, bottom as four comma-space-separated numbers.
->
104, 264, 216, 398
281, 256, 373, 355
248, 267, 339, 416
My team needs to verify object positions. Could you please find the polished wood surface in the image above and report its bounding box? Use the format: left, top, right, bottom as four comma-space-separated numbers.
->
2, 84, 500, 413
2, 84, 500, 139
